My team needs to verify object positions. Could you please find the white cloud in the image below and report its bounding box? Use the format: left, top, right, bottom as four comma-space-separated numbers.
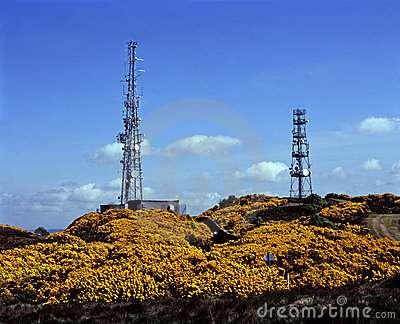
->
392, 161, 400, 176
358, 117, 400, 134
362, 158, 382, 171
1, 181, 131, 227
32, 188, 70, 204
233, 170, 245, 179
0, 193, 14, 205
30, 204, 63, 213
31, 184, 108, 206
90, 135, 241, 163
107, 178, 122, 189
179, 191, 222, 211
90, 139, 153, 163
69, 183, 103, 202
105, 178, 154, 196
143, 187, 155, 195
331, 166, 346, 178
140, 139, 154, 155
237, 161, 288, 182
163, 135, 241, 157
90, 142, 122, 163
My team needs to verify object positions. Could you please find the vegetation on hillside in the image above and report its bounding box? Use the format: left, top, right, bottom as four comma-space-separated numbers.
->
319, 201, 370, 222
0, 193, 400, 308
202, 195, 288, 235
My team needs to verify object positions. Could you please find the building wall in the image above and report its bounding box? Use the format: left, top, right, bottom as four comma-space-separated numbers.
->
127, 200, 180, 213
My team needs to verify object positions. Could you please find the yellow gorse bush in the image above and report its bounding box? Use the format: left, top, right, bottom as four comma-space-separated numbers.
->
320, 202, 370, 222
0, 197, 399, 305
201, 196, 288, 235
351, 193, 400, 213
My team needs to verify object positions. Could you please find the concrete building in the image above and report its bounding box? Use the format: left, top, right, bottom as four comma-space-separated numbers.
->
127, 200, 181, 213
99, 200, 182, 214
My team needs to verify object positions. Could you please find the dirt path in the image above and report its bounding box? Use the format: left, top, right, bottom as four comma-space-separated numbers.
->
364, 214, 400, 240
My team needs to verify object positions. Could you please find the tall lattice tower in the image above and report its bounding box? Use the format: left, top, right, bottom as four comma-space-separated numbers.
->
289, 109, 313, 199
117, 41, 144, 205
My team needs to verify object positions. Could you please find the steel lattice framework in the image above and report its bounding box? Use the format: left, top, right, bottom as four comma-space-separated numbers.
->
289, 108, 313, 199
117, 41, 144, 205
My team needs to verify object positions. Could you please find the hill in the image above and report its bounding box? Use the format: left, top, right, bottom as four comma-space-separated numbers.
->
1, 194, 400, 322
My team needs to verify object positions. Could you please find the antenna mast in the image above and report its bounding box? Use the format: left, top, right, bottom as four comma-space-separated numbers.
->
289, 108, 312, 199
118, 41, 144, 205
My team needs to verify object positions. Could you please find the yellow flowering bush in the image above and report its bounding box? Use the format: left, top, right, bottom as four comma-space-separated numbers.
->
201, 196, 288, 235
226, 220, 400, 289
319, 202, 370, 222
0, 224, 42, 249
0, 196, 399, 305
351, 193, 400, 213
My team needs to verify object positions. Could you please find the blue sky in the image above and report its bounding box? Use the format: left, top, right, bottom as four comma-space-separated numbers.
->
1, 0, 400, 228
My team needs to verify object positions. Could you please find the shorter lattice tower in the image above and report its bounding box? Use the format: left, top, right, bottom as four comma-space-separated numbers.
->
289, 108, 313, 199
